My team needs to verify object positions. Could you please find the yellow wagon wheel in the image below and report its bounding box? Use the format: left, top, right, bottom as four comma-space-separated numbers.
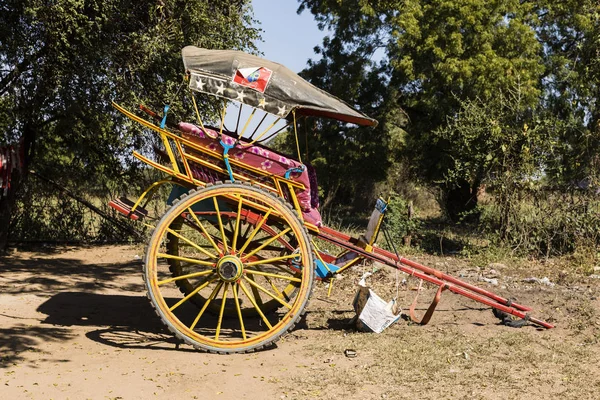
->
144, 182, 314, 353
166, 214, 302, 316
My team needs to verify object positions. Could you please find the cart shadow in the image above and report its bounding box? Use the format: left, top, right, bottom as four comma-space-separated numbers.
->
37, 292, 187, 352
300, 305, 491, 332
0, 256, 144, 294
37, 292, 281, 352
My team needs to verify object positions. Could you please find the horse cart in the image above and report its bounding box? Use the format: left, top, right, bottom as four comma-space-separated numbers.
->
110, 46, 553, 353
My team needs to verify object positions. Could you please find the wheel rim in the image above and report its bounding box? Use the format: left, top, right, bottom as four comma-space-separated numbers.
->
145, 183, 314, 352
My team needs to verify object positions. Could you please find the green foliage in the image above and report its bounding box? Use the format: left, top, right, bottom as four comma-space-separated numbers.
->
537, 0, 600, 187
0, 0, 260, 242
433, 87, 562, 230
9, 179, 141, 242
479, 191, 600, 259
383, 193, 420, 247
297, 0, 600, 257
297, 0, 546, 214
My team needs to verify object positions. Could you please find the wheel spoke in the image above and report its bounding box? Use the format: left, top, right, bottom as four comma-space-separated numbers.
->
232, 284, 246, 340
262, 273, 286, 300
245, 253, 300, 267
241, 227, 291, 260
245, 274, 264, 307
243, 276, 292, 310
238, 280, 273, 329
238, 209, 272, 255
169, 277, 218, 312
215, 283, 230, 340
251, 261, 298, 275
158, 269, 214, 286
213, 196, 229, 253
166, 227, 218, 259
241, 220, 252, 241
186, 207, 221, 255
231, 197, 243, 253
244, 269, 301, 283
251, 265, 289, 299
158, 253, 214, 266
190, 281, 223, 330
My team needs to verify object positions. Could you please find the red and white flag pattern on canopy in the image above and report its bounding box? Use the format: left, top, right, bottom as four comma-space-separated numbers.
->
232, 67, 273, 93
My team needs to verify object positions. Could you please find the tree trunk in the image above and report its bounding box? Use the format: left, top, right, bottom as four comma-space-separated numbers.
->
320, 182, 340, 211
445, 179, 480, 223
403, 200, 413, 247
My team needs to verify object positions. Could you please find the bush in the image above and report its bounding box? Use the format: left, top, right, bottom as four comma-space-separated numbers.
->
479, 190, 600, 258
381, 193, 420, 249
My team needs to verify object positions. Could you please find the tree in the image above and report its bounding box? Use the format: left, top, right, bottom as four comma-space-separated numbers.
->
0, 0, 260, 248
537, 0, 600, 188
295, 36, 400, 210
297, 0, 545, 219
434, 87, 559, 235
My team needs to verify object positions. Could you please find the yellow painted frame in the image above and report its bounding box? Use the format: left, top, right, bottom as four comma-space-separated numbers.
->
113, 102, 318, 232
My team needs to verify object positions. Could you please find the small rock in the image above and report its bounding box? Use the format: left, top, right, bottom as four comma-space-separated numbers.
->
523, 277, 555, 287
589, 274, 600, 279
479, 277, 498, 286
133, 254, 141, 260
344, 349, 357, 358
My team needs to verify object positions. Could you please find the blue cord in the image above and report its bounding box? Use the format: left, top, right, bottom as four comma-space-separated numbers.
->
160, 105, 170, 129
284, 165, 306, 179
220, 140, 235, 182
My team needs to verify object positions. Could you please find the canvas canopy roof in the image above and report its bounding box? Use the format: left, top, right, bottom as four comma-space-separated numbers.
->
182, 46, 378, 127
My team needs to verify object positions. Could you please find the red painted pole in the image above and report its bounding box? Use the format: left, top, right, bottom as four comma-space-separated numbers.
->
317, 227, 554, 329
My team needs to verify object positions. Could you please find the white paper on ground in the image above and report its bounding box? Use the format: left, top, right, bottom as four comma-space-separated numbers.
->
358, 289, 402, 333
358, 272, 372, 287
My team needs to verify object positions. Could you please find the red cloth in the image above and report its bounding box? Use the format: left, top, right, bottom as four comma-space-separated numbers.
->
0, 143, 23, 197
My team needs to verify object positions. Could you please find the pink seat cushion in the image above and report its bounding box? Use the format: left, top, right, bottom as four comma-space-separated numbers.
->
178, 122, 314, 213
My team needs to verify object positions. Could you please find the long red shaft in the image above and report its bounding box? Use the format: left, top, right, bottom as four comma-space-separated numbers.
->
317, 226, 554, 329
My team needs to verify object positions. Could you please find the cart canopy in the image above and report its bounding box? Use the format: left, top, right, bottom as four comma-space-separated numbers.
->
182, 46, 378, 127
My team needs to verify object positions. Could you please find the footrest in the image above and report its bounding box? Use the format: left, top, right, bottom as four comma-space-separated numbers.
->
109, 197, 148, 221
314, 259, 340, 279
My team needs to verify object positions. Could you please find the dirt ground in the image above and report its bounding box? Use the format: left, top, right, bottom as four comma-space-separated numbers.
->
1, 244, 599, 400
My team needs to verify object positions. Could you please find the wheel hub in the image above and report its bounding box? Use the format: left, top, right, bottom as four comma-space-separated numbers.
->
216, 255, 244, 282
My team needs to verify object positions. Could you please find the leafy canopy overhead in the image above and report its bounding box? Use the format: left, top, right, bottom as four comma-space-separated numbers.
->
297, 0, 600, 215
0, 0, 260, 245
0, 0, 260, 189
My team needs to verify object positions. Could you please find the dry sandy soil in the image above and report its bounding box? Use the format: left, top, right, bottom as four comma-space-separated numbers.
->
1, 244, 599, 399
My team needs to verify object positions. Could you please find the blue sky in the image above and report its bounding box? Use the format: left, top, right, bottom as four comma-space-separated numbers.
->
251, 0, 327, 72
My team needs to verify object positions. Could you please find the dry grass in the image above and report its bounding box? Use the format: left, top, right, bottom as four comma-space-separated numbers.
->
277, 254, 600, 400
